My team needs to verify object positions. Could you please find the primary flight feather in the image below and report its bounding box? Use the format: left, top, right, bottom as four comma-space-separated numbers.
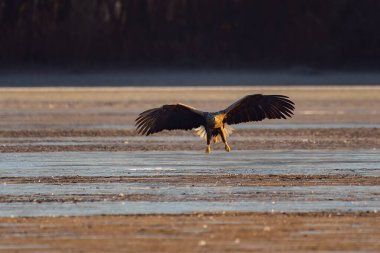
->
136, 94, 295, 153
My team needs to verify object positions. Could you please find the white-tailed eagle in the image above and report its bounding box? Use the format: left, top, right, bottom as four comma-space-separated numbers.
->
136, 94, 295, 153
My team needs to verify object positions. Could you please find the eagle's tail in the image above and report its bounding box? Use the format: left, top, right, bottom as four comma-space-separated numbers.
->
224, 124, 234, 137
194, 124, 234, 143
194, 126, 207, 140
213, 135, 221, 143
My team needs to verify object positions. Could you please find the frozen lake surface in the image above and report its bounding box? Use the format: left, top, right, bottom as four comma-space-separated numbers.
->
1, 201, 378, 217
1, 150, 379, 216
1, 150, 379, 177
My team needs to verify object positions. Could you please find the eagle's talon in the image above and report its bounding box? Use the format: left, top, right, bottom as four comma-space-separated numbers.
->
225, 144, 231, 152
205, 146, 211, 154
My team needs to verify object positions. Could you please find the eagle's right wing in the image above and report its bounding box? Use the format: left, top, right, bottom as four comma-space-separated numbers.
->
135, 103, 205, 135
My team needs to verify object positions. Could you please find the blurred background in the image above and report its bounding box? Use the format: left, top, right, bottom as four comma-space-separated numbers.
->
1, 0, 380, 86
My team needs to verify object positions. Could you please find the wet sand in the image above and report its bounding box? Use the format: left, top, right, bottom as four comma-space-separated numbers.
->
0, 86, 379, 252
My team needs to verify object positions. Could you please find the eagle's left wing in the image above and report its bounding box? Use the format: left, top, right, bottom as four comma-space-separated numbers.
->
221, 94, 295, 125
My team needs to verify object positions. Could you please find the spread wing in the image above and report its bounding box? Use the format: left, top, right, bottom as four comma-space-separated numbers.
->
221, 94, 295, 125
135, 103, 205, 135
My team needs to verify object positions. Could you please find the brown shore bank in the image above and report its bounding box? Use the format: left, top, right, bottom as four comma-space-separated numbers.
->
1, 213, 379, 253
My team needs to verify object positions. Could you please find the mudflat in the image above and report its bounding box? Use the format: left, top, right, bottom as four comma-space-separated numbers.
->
0, 86, 379, 252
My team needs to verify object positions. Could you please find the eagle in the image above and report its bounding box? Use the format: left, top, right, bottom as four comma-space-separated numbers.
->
136, 94, 295, 153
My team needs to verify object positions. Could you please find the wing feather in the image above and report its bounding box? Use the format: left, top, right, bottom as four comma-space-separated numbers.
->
135, 103, 205, 135
222, 94, 295, 125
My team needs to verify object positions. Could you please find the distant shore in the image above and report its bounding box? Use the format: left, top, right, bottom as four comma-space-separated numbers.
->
1, 69, 380, 86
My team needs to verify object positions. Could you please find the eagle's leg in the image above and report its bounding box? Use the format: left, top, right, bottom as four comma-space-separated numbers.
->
220, 128, 231, 152
205, 129, 212, 154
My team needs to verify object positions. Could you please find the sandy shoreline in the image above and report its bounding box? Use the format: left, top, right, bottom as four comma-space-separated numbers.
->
1, 213, 379, 252
1, 86, 380, 129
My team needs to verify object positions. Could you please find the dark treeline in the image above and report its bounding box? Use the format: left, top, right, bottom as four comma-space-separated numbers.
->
1, 0, 380, 68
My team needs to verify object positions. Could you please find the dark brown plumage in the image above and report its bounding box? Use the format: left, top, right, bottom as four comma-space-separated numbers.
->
135, 104, 205, 136
136, 94, 295, 153
222, 94, 295, 124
